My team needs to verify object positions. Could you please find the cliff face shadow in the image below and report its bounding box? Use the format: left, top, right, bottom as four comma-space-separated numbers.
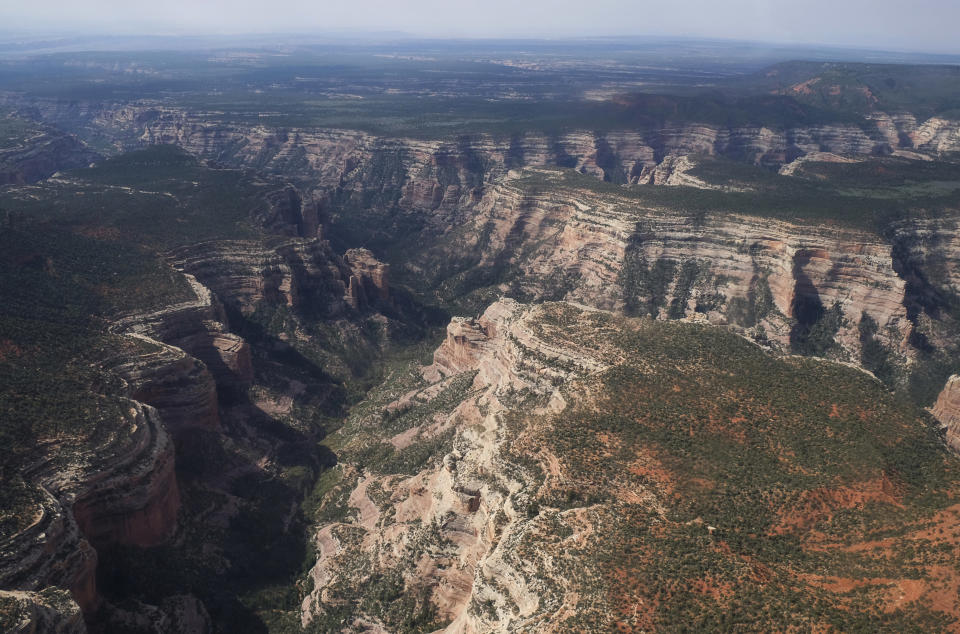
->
889, 230, 952, 351
790, 249, 828, 353
94, 306, 342, 632
93, 243, 449, 630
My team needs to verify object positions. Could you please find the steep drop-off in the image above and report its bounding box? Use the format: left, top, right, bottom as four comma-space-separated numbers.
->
2, 74, 960, 633
302, 299, 960, 631
390, 171, 923, 369
0, 399, 178, 615
933, 376, 960, 452
6, 97, 960, 191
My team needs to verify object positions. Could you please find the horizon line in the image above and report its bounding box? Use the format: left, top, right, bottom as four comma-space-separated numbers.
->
0, 30, 958, 60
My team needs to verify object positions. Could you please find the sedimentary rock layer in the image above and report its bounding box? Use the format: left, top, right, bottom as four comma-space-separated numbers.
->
425, 176, 914, 360
933, 376, 960, 452
167, 239, 392, 317
8, 96, 960, 194
112, 273, 253, 393
0, 401, 178, 616
0, 588, 86, 634
128, 108, 960, 186
301, 299, 612, 631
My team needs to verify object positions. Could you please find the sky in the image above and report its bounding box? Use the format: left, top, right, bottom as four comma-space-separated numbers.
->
1, 0, 957, 54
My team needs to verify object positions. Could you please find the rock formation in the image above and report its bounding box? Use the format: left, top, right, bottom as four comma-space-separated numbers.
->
6, 96, 960, 197
302, 298, 960, 630
0, 125, 96, 186
415, 174, 915, 362
12, 98, 942, 373
0, 400, 178, 617
343, 248, 391, 309
105, 340, 221, 434
69, 402, 180, 550
125, 108, 960, 185
0, 272, 263, 624
167, 239, 393, 319
933, 376, 960, 452
301, 299, 607, 630
0, 588, 86, 633
256, 186, 323, 238
2, 69, 960, 632
112, 273, 253, 393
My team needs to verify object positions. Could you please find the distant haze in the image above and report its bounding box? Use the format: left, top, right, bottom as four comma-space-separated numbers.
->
1, 0, 957, 55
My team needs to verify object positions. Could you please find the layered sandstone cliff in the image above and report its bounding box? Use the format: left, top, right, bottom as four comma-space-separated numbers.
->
302, 297, 960, 631
26, 101, 939, 376
7, 96, 960, 197
422, 174, 913, 362
0, 588, 86, 633
344, 248, 391, 310
887, 213, 960, 318
69, 402, 180, 550
112, 273, 253, 394
126, 107, 960, 187
104, 339, 221, 434
167, 239, 392, 317
0, 400, 178, 618
933, 376, 960, 452
301, 299, 616, 631
0, 271, 263, 622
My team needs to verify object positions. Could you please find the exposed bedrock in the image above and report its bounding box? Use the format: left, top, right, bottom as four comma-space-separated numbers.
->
932, 376, 960, 452
112, 273, 253, 393
125, 108, 960, 186
257, 185, 323, 238
6, 227, 390, 626
423, 316, 497, 382
70, 404, 180, 551
304, 294, 960, 630
301, 299, 616, 631
0, 490, 98, 615
0, 588, 86, 633
431, 181, 913, 360
0, 401, 179, 617
7, 97, 959, 193
0, 269, 272, 622
344, 247, 391, 309
167, 238, 392, 317
887, 213, 960, 328
104, 340, 221, 434
870, 113, 960, 155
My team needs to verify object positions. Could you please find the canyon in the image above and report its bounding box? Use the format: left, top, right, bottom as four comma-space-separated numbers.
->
13, 99, 960, 181
2, 48, 960, 632
300, 299, 960, 631
9, 96, 956, 380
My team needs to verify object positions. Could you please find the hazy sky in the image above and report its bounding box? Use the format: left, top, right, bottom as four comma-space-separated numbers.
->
2, 0, 957, 54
